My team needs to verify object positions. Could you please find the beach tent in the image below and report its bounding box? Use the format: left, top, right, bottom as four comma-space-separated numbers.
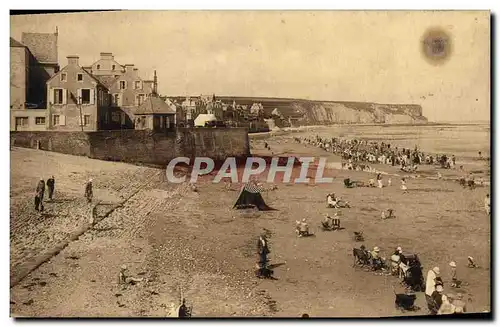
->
194, 113, 217, 127
233, 183, 275, 211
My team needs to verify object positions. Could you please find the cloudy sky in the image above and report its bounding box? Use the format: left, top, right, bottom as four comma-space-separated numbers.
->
11, 11, 490, 122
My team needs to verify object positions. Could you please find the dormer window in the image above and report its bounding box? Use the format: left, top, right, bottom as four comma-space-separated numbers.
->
77, 73, 83, 81
61, 73, 67, 82
97, 64, 101, 70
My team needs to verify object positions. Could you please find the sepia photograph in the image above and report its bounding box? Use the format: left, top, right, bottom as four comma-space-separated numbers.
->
9, 10, 491, 318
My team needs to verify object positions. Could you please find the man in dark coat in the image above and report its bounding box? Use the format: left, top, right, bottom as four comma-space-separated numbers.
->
35, 178, 45, 211
85, 179, 93, 203
46, 176, 55, 201
257, 234, 270, 269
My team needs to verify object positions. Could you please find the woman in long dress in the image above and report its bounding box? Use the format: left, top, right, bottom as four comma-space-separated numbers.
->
377, 173, 383, 188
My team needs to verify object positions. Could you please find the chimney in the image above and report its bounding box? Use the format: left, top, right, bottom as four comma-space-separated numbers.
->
67, 55, 79, 66
153, 70, 158, 95
100, 52, 114, 60
124, 64, 134, 72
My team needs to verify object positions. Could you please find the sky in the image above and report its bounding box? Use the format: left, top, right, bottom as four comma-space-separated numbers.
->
10, 11, 490, 122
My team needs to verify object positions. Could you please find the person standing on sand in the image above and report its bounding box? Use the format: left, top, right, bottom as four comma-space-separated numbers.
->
425, 267, 441, 313
85, 179, 93, 203
46, 176, 55, 201
35, 178, 45, 211
377, 173, 383, 188
401, 178, 408, 193
484, 194, 490, 215
257, 234, 270, 270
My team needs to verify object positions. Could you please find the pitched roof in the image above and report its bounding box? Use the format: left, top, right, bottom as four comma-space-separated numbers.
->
21, 32, 58, 63
95, 75, 118, 89
135, 95, 176, 115
10, 37, 25, 48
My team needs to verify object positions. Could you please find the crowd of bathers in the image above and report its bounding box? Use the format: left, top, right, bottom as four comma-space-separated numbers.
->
295, 135, 458, 171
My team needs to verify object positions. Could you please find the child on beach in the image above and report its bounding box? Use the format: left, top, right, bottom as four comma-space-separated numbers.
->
401, 178, 408, 193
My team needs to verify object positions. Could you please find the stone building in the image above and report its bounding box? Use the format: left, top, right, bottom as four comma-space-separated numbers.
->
134, 94, 176, 131
87, 52, 124, 77
10, 30, 60, 131
46, 55, 111, 131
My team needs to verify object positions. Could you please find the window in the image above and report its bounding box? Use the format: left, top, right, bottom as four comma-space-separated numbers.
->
15, 117, 28, 127
81, 89, 91, 104
83, 115, 91, 126
77, 73, 83, 81
61, 73, 67, 82
134, 81, 142, 89
119, 81, 126, 90
136, 94, 145, 106
113, 94, 120, 106
53, 115, 60, 126
114, 75, 119, 78
112, 65, 116, 70
97, 64, 100, 70
35, 117, 46, 125
53, 89, 63, 104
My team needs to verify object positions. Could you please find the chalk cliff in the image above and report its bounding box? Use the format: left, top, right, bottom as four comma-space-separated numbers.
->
288, 101, 427, 126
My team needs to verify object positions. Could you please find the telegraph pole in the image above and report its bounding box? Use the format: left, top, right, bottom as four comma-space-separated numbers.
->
78, 95, 84, 132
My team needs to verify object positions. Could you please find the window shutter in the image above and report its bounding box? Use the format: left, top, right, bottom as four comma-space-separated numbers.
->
77, 88, 82, 104
90, 89, 95, 105
60, 115, 66, 126
121, 112, 125, 125
62, 89, 67, 104
118, 94, 122, 106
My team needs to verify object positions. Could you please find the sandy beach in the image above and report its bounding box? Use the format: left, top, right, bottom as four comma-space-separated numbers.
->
9, 123, 491, 317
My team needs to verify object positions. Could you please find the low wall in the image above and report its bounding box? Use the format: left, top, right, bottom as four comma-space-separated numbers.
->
10, 128, 250, 166
10, 131, 91, 156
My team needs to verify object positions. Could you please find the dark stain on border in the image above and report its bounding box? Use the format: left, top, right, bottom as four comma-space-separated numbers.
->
421, 27, 453, 66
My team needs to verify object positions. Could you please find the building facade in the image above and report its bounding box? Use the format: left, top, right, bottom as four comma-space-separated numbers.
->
46, 55, 111, 131
87, 52, 124, 77
10, 30, 60, 131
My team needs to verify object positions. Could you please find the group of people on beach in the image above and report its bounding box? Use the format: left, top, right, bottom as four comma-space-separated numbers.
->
33, 176, 94, 212
34, 176, 55, 212
295, 135, 459, 172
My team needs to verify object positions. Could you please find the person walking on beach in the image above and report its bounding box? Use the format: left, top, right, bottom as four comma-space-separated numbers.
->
85, 179, 93, 203
484, 194, 490, 215
35, 178, 45, 211
46, 176, 55, 201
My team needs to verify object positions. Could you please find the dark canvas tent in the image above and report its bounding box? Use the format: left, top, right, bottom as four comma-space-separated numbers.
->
233, 183, 275, 211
